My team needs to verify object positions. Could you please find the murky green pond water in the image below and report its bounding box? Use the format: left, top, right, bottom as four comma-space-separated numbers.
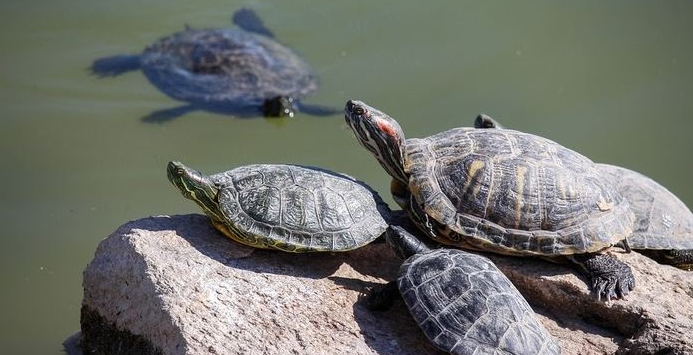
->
1, 1, 692, 353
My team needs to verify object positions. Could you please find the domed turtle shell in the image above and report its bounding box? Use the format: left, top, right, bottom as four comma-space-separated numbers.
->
398, 247, 560, 354
597, 163, 693, 250
141, 27, 317, 108
170, 163, 390, 252
470, 114, 692, 268
402, 127, 634, 256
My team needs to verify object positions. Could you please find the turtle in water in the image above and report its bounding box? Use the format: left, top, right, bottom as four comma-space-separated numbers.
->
368, 225, 561, 355
91, 8, 336, 121
344, 100, 636, 301
474, 115, 693, 270
166, 162, 390, 252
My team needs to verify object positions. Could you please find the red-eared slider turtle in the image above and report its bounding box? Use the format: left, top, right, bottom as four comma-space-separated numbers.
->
368, 226, 560, 355
91, 8, 335, 121
474, 115, 693, 270
595, 164, 692, 270
345, 100, 636, 301
167, 162, 389, 252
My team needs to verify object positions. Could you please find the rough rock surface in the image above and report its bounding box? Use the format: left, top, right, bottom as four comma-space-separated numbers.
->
79, 214, 693, 355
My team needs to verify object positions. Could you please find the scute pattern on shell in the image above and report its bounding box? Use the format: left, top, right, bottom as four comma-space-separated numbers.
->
405, 128, 634, 256
597, 163, 693, 250
398, 249, 560, 355
211, 164, 389, 252
140, 29, 317, 106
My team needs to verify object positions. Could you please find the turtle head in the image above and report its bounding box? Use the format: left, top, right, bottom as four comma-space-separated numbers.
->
344, 100, 407, 184
474, 113, 504, 129
167, 161, 223, 221
385, 225, 433, 260
262, 96, 296, 118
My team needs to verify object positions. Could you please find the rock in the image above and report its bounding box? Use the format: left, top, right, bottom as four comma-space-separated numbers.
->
486, 252, 693, 355
79, 214, 693, 355
80, 214, 442, 355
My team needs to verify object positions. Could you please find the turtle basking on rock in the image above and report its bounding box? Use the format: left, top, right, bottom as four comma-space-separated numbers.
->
368, 225, 561, 355
91, 8, 335, 121
167, 162, 390, 252
345, 100, 636, 301
474, 115, 693, 270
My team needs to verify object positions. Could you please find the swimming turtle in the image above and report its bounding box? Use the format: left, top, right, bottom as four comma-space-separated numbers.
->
474, 115, 693, 270
368, 225, 561, 355
344, 100, 636, 301
166, 162, 389, 252
91, 8, 335, 121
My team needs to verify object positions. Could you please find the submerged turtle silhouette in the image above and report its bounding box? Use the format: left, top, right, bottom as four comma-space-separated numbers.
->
91, 8, 336, 121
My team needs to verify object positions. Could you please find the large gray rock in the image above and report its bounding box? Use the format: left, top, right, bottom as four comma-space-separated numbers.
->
79, 214, 693, 355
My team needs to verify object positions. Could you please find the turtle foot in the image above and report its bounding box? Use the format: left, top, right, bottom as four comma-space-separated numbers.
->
365, 281, 400, 311
572, 253, 635, 301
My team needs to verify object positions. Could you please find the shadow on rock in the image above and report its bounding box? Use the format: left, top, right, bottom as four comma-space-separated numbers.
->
134, 214, 365, 279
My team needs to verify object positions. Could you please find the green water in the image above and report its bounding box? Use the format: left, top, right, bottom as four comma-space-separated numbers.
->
1, 1, 692, 353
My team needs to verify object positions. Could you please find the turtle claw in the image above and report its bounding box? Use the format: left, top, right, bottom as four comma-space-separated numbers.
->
590, 266, 635, 301
573, 253, 636, 302
592, 273, 634, 301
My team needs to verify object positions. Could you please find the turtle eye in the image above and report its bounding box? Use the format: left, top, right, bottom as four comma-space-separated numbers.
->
347, 100, 366, 116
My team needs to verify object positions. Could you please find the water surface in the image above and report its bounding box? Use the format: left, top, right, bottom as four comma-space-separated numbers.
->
1, 1, 692, 353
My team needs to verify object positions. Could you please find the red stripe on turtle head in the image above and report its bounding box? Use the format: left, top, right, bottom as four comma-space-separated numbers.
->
377, 119, 399, 139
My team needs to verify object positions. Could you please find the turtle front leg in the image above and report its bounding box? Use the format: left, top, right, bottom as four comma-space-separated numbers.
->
570, 253, 635, 301
365, 281, 401, 311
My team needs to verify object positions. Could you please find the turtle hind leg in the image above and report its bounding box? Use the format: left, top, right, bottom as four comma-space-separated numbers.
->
570, 253, 635, 301
365, 281, 401, 311
141, 104, 197, 123
638, 249, 693, 271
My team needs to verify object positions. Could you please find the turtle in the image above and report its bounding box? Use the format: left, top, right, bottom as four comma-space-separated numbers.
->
367, 225, 561, 355
166, 161, 390, 252
344, 100, 636, 301
91, 8, 336, 121
598, 164, 693, 270
473, 115, 693, 270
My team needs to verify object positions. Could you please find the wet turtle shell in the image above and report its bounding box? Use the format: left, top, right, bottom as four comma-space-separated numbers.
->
167, 162, 390, 252
597, 163, 693, 249
140, 27, 316, 110
90, 8, 328, 119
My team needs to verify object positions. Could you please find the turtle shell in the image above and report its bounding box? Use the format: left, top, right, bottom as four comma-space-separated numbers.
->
597, 163, 693, 250
210, 164, 389, 252
404, 128, 634, 256
398, 248, 560, 355
140, 29, 317, 107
